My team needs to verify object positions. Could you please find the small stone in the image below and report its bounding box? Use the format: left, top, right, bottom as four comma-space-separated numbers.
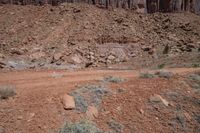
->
142, 46, 151, 51
150, 95, 161, 102
53, 53, 62, 61
184, 112, 191, 121
0, 61, 6, 68
85, 62, 93, 68
89, 52, 95, 56
62, 94, 75, 110
107, 55, 115, 60
150, 94, 169, 106
27, 113, 35, 122
106, 60, 112, 64
163, 44, 169, 54
90, 55, 95, 60
73, 8, 81, 13
116, 106, 122, 111
10, 12, 15, 15
17, 116, 23, 120
115, 18, 123, 23
86, 106, 98, 120
31, 52, 45, 60
11, 49, 23, 55
139, 109, 144, 114
187, 43, 195, 49
71, 55, 82, 64
0, 54, 4, 59
68, 41, 76, 45
100, 54, 105, 57
130, 53, 136, 57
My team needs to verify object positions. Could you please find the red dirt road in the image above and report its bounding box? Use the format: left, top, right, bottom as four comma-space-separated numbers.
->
0, 68, 200, 133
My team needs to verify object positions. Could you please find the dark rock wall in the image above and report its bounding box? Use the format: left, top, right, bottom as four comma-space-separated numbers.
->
147, 0, 200, 14
0, 0, 199, 14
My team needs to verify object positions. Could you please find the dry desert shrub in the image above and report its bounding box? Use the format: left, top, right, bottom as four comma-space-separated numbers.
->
0, 85, 16, 100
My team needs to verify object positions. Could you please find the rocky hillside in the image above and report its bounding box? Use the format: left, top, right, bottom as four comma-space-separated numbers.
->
0, 3, 200, 70
1, 0, 200, 15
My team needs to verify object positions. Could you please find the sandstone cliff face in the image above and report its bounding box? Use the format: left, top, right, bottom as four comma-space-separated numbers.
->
194, 0, 200, 14
147, 0, 200, 14
0, 0, 199, 14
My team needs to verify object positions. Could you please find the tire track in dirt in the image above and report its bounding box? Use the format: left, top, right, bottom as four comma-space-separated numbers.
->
0, 68, 199, 89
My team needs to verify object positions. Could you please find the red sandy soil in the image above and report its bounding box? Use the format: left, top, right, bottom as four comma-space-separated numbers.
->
0, 68, 200, 133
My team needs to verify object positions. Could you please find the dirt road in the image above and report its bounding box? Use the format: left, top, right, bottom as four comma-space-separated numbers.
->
1, 68, 199, 87
0, 68, 200, 133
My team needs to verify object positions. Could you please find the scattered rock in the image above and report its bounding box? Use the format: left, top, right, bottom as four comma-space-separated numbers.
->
31, 52, 45, 60
71, 55, 82, 64
139, 109, 144, 114
7, 60, 30, 70
10, 48, 23, 55
0, 53, 4, 59
17, 116, 23, 120
0, 61, 6, 68
150, 94, 162, 102
68, 40, 76, 45
89, 52, 95, 56
184, 112, 191, 121
142, 46, 151, 51
163, 44, 170, 54
62, 94, 75, 110
53, 53, 63, 61
115, 18, 123, 23
27, 113, 35, 122
107, 55, 116, 60
150, 94, 169, 106
86, 106, 98, 120
73, 8, 81, 13
85, 62, 93, 68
